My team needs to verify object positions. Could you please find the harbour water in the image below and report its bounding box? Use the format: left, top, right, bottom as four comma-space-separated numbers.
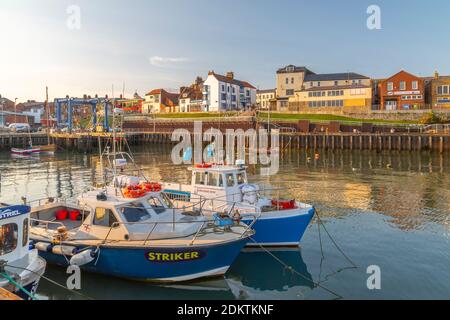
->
0, 147, 449, 300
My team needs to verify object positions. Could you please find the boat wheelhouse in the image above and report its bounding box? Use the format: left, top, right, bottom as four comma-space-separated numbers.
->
0, 204, 46, 300
162, 163, 315, 247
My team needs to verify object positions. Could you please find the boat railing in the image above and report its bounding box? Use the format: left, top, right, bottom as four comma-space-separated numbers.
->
101, 212, 257, 246
30, 218, 66, 231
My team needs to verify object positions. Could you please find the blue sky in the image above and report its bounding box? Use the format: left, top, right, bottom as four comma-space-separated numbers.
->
1, 0, 450, 101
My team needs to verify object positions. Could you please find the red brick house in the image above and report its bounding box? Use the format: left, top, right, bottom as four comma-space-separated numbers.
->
378, 70, 425, 110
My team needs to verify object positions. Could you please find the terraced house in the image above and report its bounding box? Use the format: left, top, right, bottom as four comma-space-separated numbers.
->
288, 72, 372, 113
202, 71, 256, 112
142, 89, 179, 113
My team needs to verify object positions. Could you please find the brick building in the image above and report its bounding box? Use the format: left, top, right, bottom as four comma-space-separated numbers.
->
378, 70, 425, 110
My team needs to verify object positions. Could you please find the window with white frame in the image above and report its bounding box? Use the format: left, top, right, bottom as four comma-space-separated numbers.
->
400, 81, 406, 91
387, 82, 394, 91
412, 81, 418, 90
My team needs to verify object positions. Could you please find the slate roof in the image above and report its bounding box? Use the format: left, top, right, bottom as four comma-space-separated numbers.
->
304, 72, 369, 82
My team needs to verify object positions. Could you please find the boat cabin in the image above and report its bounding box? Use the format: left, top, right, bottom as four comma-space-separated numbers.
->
30, 188, 202, 242
0, 205, 32, 265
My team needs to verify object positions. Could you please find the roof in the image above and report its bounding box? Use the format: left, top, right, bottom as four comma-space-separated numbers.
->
379, 70, 422, 83
304, 72, 369, 82
208, 72, 256, 89
302, 84, 371, 92
257, 89, 276, 94
277, 65, 314, 74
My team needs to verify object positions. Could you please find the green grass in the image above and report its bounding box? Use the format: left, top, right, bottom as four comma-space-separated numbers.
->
154, 112, 240, 119
257, 112, 419, 126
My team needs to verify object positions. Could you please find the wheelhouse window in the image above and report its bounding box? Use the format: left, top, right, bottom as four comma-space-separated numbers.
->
23, 218, 29, 247
120, 203, 151, 223
236, 172, 246, 185
195, 172, 207, 185
0, 223, 18, 255
226, 173, 235, 187
207, 172, 221, 187
94, 208, 118, 227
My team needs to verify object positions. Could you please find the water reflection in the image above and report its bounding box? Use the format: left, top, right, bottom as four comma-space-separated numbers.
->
226, 248, 314, 300
36, 248, 313, 300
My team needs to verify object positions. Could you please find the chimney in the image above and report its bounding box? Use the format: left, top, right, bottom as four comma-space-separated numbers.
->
226, 72, 234, 79
434, 70, 439, 79
208, 70, 215, 76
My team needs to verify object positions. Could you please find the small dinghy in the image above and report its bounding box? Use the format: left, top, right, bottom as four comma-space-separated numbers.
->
0, 204, 47, 300
11, 147, 41, 156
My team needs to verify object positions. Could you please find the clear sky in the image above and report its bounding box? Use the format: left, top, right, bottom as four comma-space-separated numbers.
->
1, 0, 450, 102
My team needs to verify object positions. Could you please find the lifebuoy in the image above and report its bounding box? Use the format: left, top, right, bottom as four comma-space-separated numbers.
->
140, 182, 162, 192
122, 185, 146, 198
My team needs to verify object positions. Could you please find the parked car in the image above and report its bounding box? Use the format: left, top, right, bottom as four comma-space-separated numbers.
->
8, 123, 31, 133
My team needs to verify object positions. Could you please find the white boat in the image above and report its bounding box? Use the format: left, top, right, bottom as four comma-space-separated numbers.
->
162, 162, 315, 247
0, 204, 47, 300
11, 147, 41, 156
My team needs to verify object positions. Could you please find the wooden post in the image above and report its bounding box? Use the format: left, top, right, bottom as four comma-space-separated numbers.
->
440, 136, 444, 154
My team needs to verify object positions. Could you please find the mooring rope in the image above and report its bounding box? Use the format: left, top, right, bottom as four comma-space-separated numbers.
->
3, 264, 94, 300
315, 210, 358, 268
248, 237, 343, 300
0, 272, 37, 300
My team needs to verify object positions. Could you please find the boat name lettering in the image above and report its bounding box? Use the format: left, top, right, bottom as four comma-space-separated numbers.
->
146, 250, 206, 263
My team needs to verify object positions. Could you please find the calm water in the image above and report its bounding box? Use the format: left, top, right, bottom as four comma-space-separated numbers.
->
0, 146, 449, 300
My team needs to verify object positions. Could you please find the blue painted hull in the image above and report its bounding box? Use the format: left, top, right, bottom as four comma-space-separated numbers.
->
242, 208, 315, 246
36, 238, 249, 282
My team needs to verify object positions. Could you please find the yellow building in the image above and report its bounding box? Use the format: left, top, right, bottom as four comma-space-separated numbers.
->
256, 89, 276, 110
288, 72, 372, 113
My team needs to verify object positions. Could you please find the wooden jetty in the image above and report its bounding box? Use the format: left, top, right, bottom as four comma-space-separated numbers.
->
0, 130, 449, 153
0, 287, 23, 301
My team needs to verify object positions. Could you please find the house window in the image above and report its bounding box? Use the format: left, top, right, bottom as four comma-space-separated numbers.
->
286, 89, 294, 96
412, 81, 418, 90
291, 78, 294, 84
387, 82, 394, 91
444, 86, 449, 94
334, 81, 338, 86
221, 93, 227, 100
317, 82, 321, 87
286, 78, 289, 85
400, 81, 406, 90
221, 85, 225, 92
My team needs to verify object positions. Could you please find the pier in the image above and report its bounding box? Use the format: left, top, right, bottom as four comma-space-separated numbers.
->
1, 131, 448, 153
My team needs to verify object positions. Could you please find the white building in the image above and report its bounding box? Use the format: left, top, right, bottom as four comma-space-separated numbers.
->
202, 71, 256, 112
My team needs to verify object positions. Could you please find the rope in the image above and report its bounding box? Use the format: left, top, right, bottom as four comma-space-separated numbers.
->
315, 210, 358, 268
248, 237, 343, 300
3, 264, 94, 300
0, 272, 37, 300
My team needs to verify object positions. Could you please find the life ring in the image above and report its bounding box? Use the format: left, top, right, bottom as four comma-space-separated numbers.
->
195, 163, 212, 169
140, 182, 162, 192
122, 185, 146, 198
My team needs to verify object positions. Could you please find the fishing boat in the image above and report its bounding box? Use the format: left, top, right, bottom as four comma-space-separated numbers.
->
37, 144, 57, 155
0, 204, 47, 300
28, 107, 255, 282
162, 162, 315, 247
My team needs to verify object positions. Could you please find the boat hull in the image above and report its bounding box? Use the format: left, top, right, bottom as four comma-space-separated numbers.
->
34, 238, 249, 283
242, 207, 315, 247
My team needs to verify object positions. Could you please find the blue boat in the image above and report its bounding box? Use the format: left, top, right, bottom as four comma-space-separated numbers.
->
29, 187, 254, 282
0, 204, 47, 299
162, 163, 315, 247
